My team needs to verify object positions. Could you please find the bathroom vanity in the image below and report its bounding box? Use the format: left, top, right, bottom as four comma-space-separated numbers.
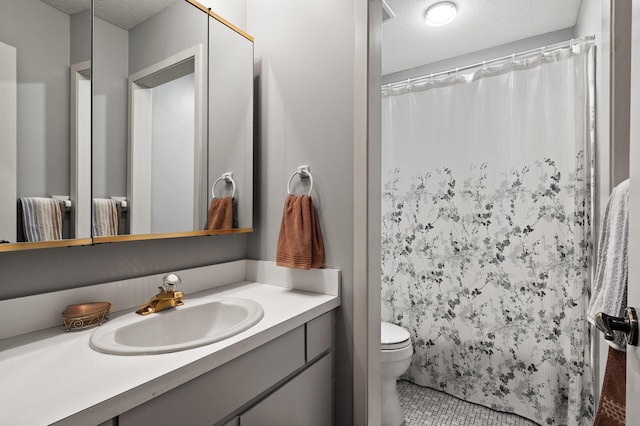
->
0, 261, 340, 425
118, 311, 333, 426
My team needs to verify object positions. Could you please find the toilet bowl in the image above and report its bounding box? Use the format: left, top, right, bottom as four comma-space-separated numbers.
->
381, 321, 413, 426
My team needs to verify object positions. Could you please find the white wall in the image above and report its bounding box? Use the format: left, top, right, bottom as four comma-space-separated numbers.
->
576, 0, 610, 221
246, 0, 356, 422
576, 0, 634, 407
575, 0, 610, 405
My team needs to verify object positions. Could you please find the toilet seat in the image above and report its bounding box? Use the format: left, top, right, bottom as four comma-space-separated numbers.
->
380, 343, 413, 363
381, 321, 411, 350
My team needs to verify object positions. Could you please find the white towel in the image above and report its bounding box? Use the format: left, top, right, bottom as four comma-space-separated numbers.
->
92, 198, 119, 236
19, 197, 63, 242
587, 179, 629, 350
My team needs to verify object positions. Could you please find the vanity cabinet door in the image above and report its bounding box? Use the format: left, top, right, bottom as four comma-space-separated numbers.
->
239, 353, 332, 426
118, 327, 305, 426
306, 311, 333, 362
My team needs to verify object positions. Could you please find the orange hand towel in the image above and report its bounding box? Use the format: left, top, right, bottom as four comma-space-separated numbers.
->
276, 195, 325, 269
309, 196, 325, 268
593, 347, 625, 426
207, 196, 233, 230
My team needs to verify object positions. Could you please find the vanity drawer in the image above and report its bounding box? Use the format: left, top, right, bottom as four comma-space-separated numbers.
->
119, 327, 305, 426
306, 311, 333, 361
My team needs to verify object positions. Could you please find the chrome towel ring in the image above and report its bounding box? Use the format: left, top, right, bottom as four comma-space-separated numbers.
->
212, 172, 236, 199
287, 165, 313, 197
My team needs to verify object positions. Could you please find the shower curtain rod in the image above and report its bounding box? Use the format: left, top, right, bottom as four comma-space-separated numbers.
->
382, 34, 595, 90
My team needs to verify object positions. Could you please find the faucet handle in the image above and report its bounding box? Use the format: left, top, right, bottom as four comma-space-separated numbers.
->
162, 273, 181, 291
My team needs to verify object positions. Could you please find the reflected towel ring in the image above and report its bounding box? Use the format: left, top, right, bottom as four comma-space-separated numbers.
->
287, 166, 313, 197
212, 173, 236, 199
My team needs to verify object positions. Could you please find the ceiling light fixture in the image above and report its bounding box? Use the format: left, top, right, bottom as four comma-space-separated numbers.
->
425, 2, 457, 27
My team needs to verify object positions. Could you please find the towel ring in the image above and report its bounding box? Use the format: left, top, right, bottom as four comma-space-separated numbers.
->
212, 173, 236, 199
287, 166, 313, 197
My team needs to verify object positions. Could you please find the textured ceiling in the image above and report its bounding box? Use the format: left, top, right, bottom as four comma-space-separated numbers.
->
382, 0, 583, 75
41, 0, 177, 30
40, 0, 89, 15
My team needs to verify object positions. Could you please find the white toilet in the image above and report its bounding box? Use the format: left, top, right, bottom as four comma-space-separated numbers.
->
381, 321, 413, 426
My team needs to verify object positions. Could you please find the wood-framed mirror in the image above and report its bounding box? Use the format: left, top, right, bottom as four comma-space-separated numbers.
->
0, 0, 253, 252
92, 0, 254, 244
0, 0, 93, 252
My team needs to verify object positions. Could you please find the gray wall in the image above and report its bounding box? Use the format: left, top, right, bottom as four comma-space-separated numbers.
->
93, 17, 128, 198
246, 1, 356, 423
70, 9, 91, 64
128, 1, 208, 76
0, 0, 72, 197
208, 17, 254, 229
0, 234, 245, 299
93, 0, 208, 201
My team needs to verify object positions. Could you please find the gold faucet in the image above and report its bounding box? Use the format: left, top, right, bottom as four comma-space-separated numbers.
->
136, 273, 184, 315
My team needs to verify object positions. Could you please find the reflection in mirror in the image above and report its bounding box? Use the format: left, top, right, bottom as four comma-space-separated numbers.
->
0, 0, 92, 249
93, 0, 253, 241
208, 13, 254, 231
128, 47, 205, 234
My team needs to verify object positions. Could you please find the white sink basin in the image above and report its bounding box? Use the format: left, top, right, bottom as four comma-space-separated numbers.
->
90, 297, 264, 355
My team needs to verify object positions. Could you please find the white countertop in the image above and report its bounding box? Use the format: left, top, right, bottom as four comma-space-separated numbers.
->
0, 280, 340, 425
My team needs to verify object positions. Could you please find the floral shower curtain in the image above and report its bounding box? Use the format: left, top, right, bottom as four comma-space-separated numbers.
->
381, 40, 594, 425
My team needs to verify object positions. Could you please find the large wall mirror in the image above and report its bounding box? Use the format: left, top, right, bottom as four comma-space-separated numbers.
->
0, 0, 253, 252
0, 0, 92, 251
93, 0, 253, 243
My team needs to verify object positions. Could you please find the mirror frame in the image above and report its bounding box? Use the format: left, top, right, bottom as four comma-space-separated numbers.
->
0, 238, 93, 253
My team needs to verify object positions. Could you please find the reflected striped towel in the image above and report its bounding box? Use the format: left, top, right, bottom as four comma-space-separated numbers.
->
92, 198, 119, 236
19, 197, 63, 242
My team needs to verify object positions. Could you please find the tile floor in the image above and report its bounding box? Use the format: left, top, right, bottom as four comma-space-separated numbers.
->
397, 380, 540, 426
